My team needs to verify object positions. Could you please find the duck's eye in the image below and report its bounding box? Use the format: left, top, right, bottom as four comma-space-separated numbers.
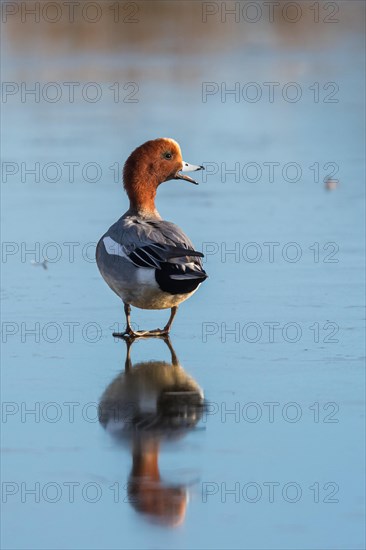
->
164, 152, 172, 160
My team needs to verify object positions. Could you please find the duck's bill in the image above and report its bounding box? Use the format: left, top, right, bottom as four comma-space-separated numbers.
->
175, 161, 205, 185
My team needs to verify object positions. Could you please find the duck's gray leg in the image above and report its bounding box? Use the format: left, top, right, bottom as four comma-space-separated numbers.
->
112, 302, 140, 338
163, 306, 178, 334
124, 303, 133, 333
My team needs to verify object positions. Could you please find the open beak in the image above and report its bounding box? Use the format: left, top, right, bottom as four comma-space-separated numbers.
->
174, 161, 204, 185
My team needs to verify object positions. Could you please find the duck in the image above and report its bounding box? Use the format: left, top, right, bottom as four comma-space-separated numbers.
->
96, 138, 208, 338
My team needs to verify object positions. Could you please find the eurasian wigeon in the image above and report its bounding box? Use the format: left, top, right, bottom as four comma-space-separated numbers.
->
96, 138, 208, 338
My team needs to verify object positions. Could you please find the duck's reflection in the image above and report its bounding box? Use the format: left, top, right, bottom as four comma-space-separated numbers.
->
99, 337, 205, 527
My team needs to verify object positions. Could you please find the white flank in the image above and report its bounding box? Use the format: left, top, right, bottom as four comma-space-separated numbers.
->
136, 267, 159, 288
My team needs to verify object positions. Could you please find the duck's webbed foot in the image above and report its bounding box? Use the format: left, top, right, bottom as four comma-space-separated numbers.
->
112, 327, 171, 339
112, 328, 164, 340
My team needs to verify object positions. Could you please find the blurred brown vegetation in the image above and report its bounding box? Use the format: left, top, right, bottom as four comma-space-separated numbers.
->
3, 0, 365, 55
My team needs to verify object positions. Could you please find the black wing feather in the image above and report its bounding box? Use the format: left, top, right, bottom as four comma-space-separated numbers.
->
127, 244, 203, 269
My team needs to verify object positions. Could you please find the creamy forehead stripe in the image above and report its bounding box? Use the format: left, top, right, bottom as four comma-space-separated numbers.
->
162, 137, 179, 146
103, 236, 128, 259
162, 137, 181, 151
